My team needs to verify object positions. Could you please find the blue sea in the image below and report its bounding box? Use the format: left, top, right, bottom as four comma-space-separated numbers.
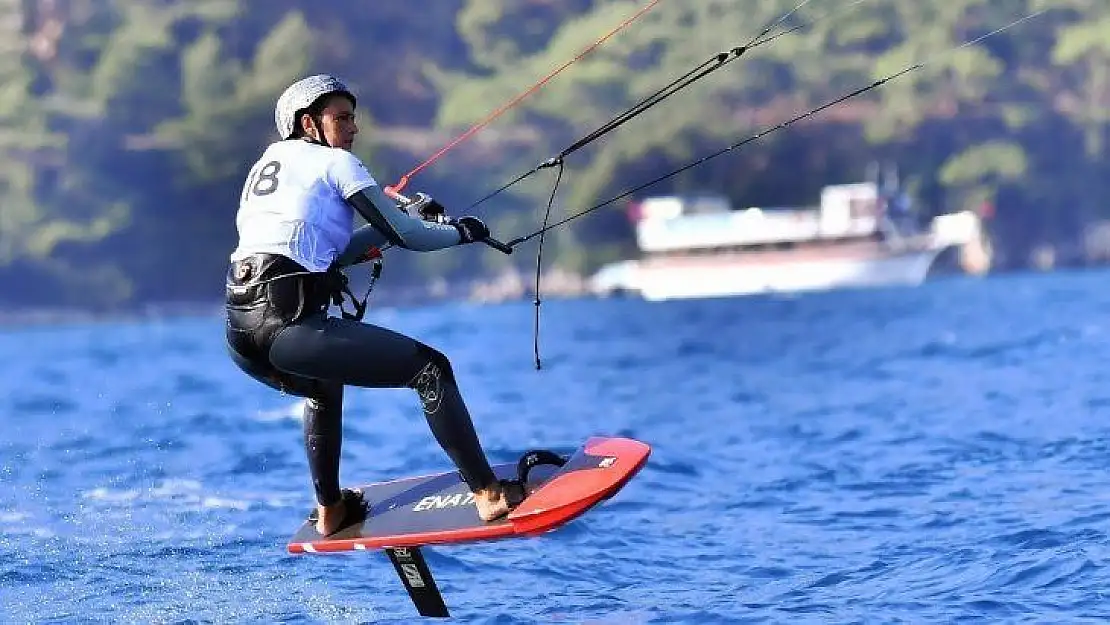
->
3, 268, 1110, 623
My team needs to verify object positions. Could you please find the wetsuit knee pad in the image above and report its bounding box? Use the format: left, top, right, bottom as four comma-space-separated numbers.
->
407, 345, 456, 414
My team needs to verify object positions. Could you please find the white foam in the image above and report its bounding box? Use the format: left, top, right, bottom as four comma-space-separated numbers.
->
0, 510, 30, 522
81, 479, 259, 513
151, 478, 204, 497
0, 511, 53, 538
201, 497, 251, 511
252, 400, 305, 423
83, 487, 140, 502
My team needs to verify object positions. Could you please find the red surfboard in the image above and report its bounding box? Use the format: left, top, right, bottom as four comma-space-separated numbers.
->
287, 436, 649, 553
285, 436, 651, 617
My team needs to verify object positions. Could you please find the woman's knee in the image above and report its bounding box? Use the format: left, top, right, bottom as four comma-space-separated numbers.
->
418, 344, 455, 379
407, 344, 456, 413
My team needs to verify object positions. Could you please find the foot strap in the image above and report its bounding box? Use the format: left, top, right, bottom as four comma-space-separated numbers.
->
516, 449, 567, 485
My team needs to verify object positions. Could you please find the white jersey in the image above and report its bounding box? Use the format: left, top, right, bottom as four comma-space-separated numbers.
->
230, 141, 378, 272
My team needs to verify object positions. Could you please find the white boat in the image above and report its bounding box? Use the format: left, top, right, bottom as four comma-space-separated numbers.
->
587, 180, 991, 301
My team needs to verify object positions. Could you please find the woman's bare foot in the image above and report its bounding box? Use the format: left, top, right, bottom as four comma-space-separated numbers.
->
313, 488, 367, 536
315, 500, 348, 535
473, 481, 523, 521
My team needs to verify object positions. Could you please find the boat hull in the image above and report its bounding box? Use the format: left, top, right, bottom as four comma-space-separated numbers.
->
598, 244, 943, 301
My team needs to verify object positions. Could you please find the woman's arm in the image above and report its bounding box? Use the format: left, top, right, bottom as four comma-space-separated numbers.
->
345, 185, 462, 252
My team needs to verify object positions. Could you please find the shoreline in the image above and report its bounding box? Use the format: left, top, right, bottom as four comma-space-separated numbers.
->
0, 268, 594, 329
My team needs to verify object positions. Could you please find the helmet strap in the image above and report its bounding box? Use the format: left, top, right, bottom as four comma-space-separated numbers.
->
311, 113, 331, 147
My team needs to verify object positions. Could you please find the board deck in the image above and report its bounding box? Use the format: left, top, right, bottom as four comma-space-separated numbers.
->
287, 436, 649, 554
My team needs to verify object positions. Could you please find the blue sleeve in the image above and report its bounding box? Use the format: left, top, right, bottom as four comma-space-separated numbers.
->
335, 223, 390, 267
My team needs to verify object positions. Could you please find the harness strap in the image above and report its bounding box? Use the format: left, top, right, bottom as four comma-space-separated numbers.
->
327, 258, 383, 322
329, 269, 365, 321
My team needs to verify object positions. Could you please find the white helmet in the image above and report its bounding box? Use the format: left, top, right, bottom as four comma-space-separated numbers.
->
274, 74, 357, 139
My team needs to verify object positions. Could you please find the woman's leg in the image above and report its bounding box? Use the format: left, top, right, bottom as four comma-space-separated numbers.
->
302, 381, 345, 507
227, 334, 348, 509
267, 313, 512, 523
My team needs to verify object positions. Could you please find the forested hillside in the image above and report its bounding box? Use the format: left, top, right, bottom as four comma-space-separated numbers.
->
0, 0, 1105, 311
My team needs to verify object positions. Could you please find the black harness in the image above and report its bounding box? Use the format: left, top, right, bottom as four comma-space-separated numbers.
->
225, 253, 368, 368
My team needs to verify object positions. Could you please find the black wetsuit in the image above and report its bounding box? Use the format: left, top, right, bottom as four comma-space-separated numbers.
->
225, 181, 498, 508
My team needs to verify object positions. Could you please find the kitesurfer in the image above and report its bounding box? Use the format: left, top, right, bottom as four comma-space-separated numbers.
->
224, 74, 521, 536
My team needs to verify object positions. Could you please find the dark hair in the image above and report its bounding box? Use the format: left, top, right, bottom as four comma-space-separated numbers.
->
290, 92, 355, 139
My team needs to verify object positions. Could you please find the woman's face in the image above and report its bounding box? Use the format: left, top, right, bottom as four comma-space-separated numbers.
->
301, 94, 358, 151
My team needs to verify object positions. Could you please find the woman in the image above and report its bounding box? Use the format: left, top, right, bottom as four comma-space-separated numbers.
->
225, 74, 519, 536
